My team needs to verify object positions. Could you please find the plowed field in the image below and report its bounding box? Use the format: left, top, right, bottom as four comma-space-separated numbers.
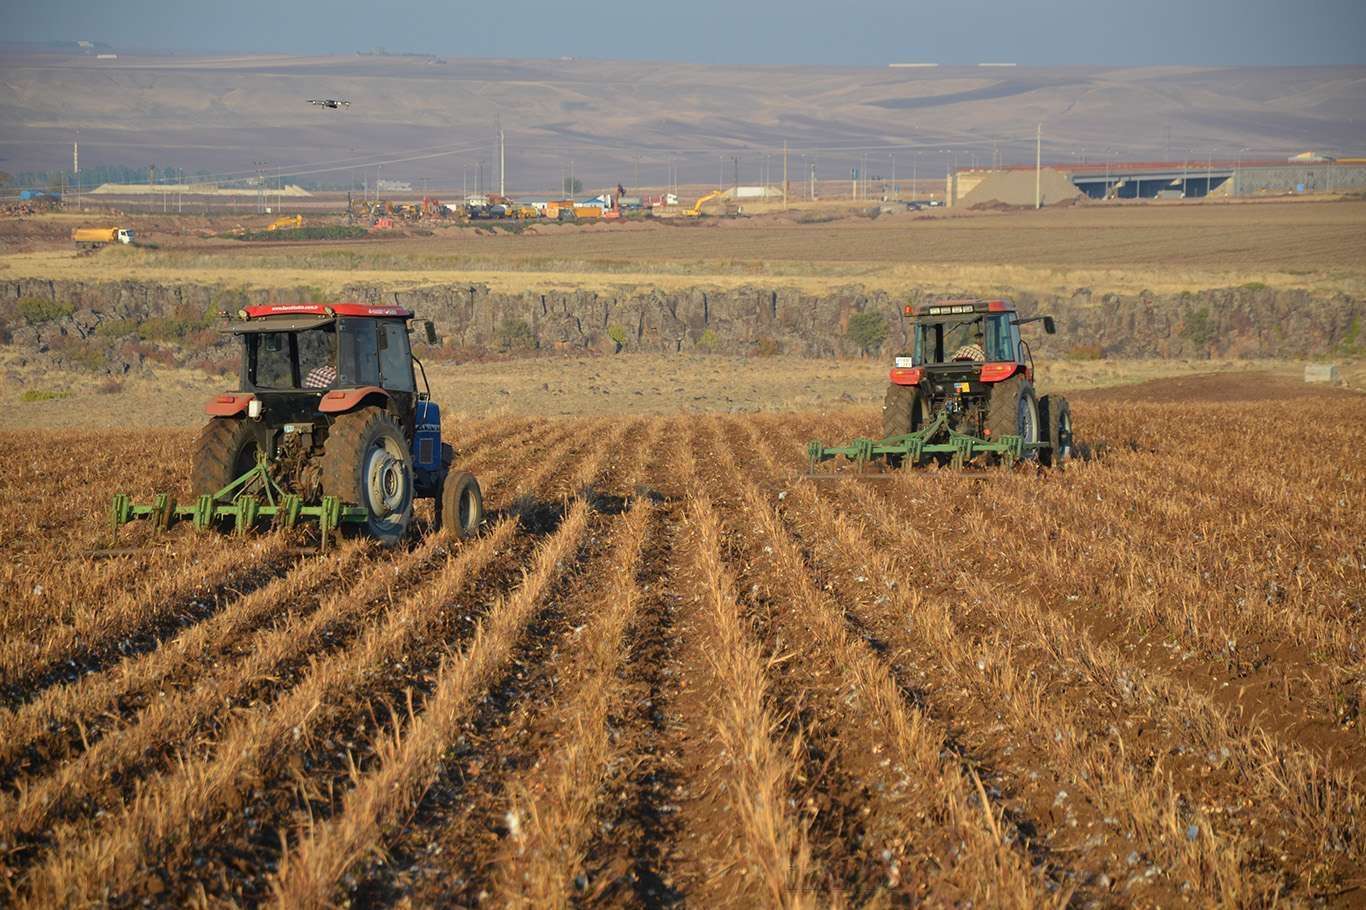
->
0, 374, 1362, 908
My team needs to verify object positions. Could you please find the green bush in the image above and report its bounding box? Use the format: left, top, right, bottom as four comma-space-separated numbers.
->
1181, 307, 1216, 347
17, 297, 74, 324
606, 324, 629, 346
697, 328, 719, 352
20, 389, 70, 402
1339, 316, 1362, 355
846, 310, 889, 355
496, 318, 537, 352
96, 317, 142, 338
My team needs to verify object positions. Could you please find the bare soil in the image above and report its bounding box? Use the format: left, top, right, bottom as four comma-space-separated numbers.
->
0, 373, 1362, 907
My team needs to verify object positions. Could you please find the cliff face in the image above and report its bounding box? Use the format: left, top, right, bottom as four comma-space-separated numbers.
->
1, 279, 1361, 370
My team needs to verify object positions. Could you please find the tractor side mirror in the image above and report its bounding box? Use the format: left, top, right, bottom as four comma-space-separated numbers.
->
1043, 316, 1056, 334
422, 320, 438, 345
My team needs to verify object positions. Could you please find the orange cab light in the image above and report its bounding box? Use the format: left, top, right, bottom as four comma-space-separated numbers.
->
987, 300, 1008, 312
979, 362, 1017, 382
903, 304, 915, 316
889, 367, 922, 386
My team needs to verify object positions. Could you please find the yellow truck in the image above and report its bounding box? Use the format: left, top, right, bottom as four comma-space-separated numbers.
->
72, 227, 135, 248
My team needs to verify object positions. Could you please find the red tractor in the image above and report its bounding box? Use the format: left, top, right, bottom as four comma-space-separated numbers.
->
809, 298, 1073, 472
113, 303, 483, 546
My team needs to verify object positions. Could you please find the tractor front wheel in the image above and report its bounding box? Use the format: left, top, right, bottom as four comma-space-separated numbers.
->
986, 376, 1040, 459
321, 409, 414, 547
1038, 395, 1073, 467
190, 418, 262, 497
437, 470, 484, 539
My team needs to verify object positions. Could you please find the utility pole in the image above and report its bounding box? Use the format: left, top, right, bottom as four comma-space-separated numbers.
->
732, 155, 739, 192
73, 130, 79, 212
809, 161, 816, 200
1034, 123, 1042, 209
891, 152, 896, 199
783, 141, 789, 203
498, 120, 506, 197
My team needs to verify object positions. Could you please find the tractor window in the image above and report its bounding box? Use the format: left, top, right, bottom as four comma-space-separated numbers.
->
984, 315, 1014, 362
913, 315, 1014, 364
377, 321, 415, 391
249, 332, 295, 388
298, 327, 337, 389
338, 318, 380, 387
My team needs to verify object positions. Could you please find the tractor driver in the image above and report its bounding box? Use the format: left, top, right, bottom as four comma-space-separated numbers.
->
301, 329, 338, 389
951, 323, 987, 363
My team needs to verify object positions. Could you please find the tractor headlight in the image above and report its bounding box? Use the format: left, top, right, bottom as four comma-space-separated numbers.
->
248, 399, 263, 419
237, 308, 249, 320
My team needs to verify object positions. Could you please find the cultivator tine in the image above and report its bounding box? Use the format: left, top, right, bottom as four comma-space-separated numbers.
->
233, 497, 260, 536
151, 494, 175, 532
111, 493, 132, 531
318, 496, 341, 552
193, 494, 215, 530
280, 494, 303, 529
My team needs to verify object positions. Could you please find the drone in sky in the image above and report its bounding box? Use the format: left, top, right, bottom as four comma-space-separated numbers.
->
307, 99, 351, 109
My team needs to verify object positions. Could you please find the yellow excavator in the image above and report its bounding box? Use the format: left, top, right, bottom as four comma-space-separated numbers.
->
685, 190, 726, 217
266, 214, 304, 231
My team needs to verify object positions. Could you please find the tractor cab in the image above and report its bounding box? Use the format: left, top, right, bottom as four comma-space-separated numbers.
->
889, 299, 1055, 392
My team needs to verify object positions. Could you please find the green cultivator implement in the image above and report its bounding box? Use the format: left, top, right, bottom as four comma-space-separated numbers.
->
111, 454, 368, 548
807, 410, 1042, 476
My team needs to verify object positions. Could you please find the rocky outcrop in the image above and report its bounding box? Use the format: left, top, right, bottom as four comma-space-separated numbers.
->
1, 279, 1361, 367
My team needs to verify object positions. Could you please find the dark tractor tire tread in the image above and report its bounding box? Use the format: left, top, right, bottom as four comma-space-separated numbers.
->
1039, 394, 1073, 468
320, 408, 414, 546
882, 383, 925, 438
190, 418, 259, 497
986, 375, 1038, 443
438, 470, 484, 539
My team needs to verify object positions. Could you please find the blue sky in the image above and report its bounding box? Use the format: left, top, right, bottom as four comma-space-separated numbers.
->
4, 0, 1364, 65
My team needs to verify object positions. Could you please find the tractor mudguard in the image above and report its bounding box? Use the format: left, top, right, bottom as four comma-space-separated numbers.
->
318, 386, 390, 414
205, 393, 255, 417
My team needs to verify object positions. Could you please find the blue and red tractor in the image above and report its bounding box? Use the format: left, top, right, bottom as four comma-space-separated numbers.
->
112, 302, 483, 546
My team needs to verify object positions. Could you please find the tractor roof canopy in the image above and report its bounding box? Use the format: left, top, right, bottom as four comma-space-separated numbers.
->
239, 303, 413, 320
903, 299, 1016, 318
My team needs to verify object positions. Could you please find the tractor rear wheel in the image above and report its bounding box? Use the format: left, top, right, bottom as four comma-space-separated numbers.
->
190, 418, 262, 497
882, 383, 929, 437
1039, 395, 1073, 467
986, 376, 1040, 459
437, 471, 484, 539
882, 383, 930, 468
321, 409, 413, 547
